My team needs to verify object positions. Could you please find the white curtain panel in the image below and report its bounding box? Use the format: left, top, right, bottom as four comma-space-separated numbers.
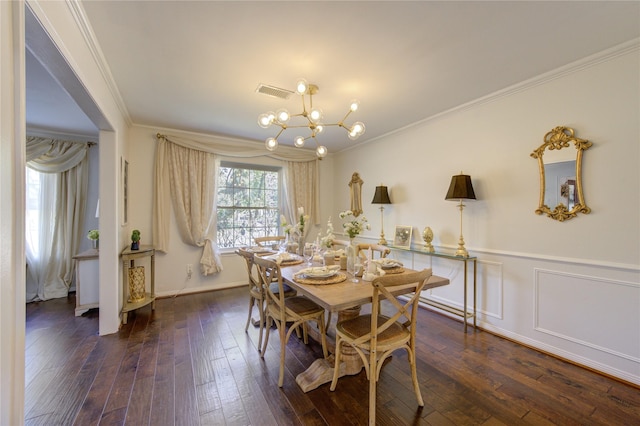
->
283, 160, 320, 239
25, 137, 88, 301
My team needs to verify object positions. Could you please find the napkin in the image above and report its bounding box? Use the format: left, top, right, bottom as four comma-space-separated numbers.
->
265, 252, 295, 264
373, 258, 403, 268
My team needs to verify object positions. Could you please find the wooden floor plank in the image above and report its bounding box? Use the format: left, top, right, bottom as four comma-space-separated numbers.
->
24, 286, 639, 426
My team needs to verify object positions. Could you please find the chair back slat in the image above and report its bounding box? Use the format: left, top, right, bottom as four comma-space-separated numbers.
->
356, 243, 391, 260
254, 236, 285, 248
236, 248, 261, 293
253, 256, 287, 321
370, 268, 432, 338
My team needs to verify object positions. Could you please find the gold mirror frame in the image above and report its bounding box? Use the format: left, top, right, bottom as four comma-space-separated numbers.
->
531, 126, 592, 221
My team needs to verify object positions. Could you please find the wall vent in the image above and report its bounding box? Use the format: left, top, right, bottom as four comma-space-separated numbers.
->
255, 84, 294, 100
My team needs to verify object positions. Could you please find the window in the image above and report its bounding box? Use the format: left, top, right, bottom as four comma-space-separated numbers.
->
217, 162, 280, 248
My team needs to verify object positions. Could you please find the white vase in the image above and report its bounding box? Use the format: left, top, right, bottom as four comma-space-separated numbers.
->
92, 239, 99, 250
346, 238, 357, 272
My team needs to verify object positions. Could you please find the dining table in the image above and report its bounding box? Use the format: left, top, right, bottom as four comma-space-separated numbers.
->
277, 256, 450, 392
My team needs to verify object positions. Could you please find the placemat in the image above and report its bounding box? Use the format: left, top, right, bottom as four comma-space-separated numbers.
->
294, 271, 347, 285
281, 258, 304, 266
382, 266, 405, 274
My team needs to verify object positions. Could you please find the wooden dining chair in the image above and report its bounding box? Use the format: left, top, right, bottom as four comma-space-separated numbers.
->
329, 268, 432, 425
356, 243, 391, 260
255, 255, 329, 387
254, 235, 285, 249
236, 248, 295, 354
331, 239, 351, 251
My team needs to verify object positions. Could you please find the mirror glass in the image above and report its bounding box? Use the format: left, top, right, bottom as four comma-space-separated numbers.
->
531, 126, 592, 221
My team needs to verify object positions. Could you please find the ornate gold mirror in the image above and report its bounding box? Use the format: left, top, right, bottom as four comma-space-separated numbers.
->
531, 126, 592, 221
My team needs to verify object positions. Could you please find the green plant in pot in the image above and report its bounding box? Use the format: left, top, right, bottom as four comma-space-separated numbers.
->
87, 229, 99, 250
131, 229, 141, 250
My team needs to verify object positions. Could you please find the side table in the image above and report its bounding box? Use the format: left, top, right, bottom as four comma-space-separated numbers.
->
72, 248, 100, 316
121, 245, 156, 324
389, 245, 477, 332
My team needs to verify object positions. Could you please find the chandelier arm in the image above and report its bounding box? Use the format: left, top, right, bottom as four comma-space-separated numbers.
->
274, 127, 285, 139
339, 109, 354, 124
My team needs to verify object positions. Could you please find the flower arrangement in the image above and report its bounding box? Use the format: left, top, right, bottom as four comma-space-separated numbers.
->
319, 217, 335, 248
281, 207, 310, 239
294, 207, 310, 236
87, 229, 99, 241
339, 210, 370, 239
280, 214, 293, 235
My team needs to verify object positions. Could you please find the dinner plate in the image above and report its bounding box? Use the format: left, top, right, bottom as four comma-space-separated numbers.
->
301, 267, 339, 278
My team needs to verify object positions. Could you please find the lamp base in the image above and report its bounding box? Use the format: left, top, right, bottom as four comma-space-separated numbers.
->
455, 247, 469, 257
455, 235, 469, 257
378, 236, 388, 245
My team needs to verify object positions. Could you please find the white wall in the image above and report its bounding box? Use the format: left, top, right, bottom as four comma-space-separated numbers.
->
332, 44, 640, 385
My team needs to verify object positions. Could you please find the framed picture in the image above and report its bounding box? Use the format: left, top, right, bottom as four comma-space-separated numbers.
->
121, 157, 129, 226
393, 225, 412, 248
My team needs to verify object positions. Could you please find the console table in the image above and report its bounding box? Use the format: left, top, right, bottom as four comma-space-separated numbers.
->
389, 246, 477, 332
72, 248, 99, 316
121, 245, 156, 324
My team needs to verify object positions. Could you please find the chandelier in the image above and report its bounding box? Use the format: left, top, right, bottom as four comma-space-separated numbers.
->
257, 79, 365, 158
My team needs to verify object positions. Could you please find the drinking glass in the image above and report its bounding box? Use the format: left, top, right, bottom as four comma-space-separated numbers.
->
303, 244, 314, 266
347, 257, 359, 283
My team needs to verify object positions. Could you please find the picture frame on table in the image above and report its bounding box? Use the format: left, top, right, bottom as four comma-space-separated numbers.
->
393, 225, 412, 248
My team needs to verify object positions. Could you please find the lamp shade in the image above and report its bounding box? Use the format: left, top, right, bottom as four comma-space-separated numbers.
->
372, 185, 391, 204
445, 174, 476, 200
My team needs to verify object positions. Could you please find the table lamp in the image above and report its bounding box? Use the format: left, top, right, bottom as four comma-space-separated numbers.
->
371, 185, 391, 245
445, 173, 476, 257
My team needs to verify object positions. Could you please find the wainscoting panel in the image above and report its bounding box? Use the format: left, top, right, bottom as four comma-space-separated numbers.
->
534, 268, 640, 362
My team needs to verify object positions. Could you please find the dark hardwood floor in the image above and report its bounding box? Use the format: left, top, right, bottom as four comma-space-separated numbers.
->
25, 286, 639, 425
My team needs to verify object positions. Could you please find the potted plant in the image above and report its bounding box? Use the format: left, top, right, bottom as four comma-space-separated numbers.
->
87, 229, 99, 250
131, 229, 141, 250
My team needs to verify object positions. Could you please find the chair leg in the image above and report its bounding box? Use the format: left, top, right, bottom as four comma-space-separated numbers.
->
278, 320, 287, 387
368, 352, 377, 426
261, 316, 271, 358
245, 295, 255, 332
409, 347, 424, 406
256, 298, 265, 353
329, 335, 342, 391
318, 315, 328, 359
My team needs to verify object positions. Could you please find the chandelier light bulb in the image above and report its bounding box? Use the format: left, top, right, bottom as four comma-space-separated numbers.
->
309, 108, 323, 123
296, 79, 308, 94
316, 145, 328, 158
265, 137, 278, 151
349, 100, 360, 112
294, 136, 305, 148
348, 121, 365, 140
276, 108, 290, 124
315, 124, 324, 134
258, 112, 274, 128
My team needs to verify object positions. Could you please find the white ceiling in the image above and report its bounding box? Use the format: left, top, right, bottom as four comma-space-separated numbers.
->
26, 1, 640, 153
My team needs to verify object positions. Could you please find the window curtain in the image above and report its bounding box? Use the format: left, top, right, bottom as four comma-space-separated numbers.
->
155, 137, 222, 275
153, 133, 319, 272
282, 160, 319, 239
25, 136, 89, 302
